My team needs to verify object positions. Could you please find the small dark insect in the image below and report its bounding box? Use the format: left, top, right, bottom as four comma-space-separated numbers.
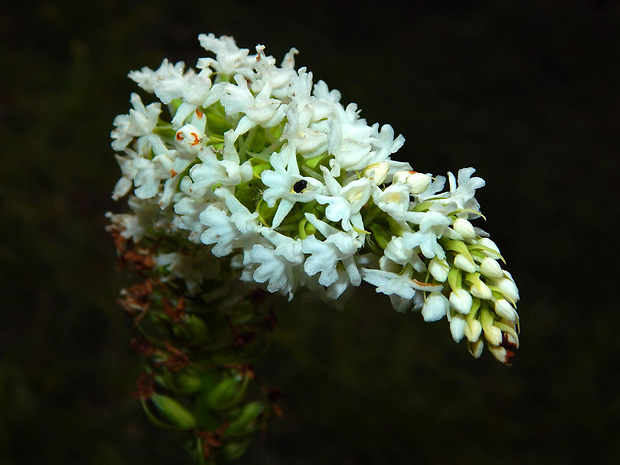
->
292, 179, 307, 193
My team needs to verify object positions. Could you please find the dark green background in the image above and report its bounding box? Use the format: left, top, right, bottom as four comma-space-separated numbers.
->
2, 1, 618, 463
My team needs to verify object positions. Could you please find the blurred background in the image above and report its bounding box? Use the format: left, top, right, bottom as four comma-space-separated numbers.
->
2, 0, 619, 463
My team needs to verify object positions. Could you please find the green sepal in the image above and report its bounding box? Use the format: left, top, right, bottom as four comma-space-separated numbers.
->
443, 239, 474, 263
153, 122, 176, 139
468, 243, 505, 263
368, 223, 392, 250
305, 153, 327, 170
447, 266, 462, 292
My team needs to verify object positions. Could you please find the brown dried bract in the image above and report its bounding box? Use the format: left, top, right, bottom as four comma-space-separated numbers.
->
130, 337, 156, 357
131, 372, 155, 400
158, 342, 189, 372
163, 296, 186, 322
195, 423, 229, 459
118, 280, 153, 323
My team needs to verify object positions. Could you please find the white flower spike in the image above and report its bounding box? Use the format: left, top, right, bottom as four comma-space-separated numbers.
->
109, 33, 520, 365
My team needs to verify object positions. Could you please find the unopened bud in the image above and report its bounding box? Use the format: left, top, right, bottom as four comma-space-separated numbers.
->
363, 162, 390, 185
205, 374, 248, 410
495, 276, 520, 302
392, 171, 431, 194
484, 324, 503, 346
407, 172, 431, 194
429, 257, 449, 282
454, 253, 477, 273
464, 318, 482, 342
476, 237, 501, 258
150, 394, 197, 430
226, 401, 265, 436
469, 276, 493, 300
468, 339, 484, 358
450, 314, 467, 342
172, 368, 203, 393
495, 299, 518, 322
479, 257, 503, 279
450, 288, 473, 314
452, 218, 476, 241
421, 292, 449, 322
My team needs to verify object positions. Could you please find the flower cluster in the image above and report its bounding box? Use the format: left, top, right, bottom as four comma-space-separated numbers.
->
109, 34, 520, 363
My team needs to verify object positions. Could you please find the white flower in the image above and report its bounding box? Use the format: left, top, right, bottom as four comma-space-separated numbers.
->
199, 190, 260, 257
329, 103, 374, 170
282, 100, 329, 156
243, 242, 303, 299
261, 145, 324, 228
315, 167, 371, 233
373, 183, 411, 218
221, 75, 286, 140
185, 148, 251, 198
197, 33, 255, 79
303, 213, 362, 287
173, 196, 212, 243
111, 93, 163, 153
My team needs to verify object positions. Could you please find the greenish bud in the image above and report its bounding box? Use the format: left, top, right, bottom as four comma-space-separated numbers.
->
226, 401, 265, 436
171, 368, 203, 393
150, 394, 197, 430
220, 438, 252, 462
184, 314, 210, 345
205, 374, 249, 410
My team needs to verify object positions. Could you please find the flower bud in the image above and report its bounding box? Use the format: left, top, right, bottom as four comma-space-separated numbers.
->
392, 171, 431, 194
449, 288, 473, 314
363, 162, 390, 185
407, 172, 432, 194
495, 277, 520, 302
452, 218, 476, 241
495, 299, 518, 322
464, 318, 482, 342
484, 324, 503, 347
468, 339, 484, 359
421, 292, 449, 322
205, 374, 248, 410
454, 253, 477, 273
488, 344, 510, 364
450, 314, 467, 342
479, 257, 503, 279
221, 438, 252, 462
468, 275, 493, 300
150, 394, 197, 430
476, 237, 501, 258
226, 401, 265, 435
428, 257, 449, 282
